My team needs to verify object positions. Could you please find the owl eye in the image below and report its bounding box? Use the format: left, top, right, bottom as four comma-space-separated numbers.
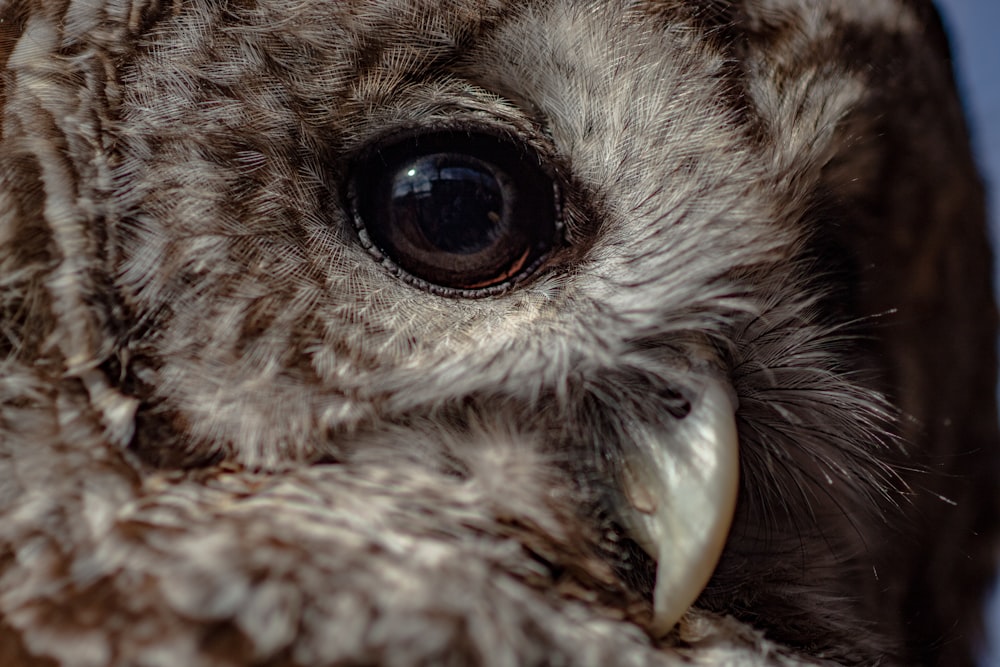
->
348, 131, 560, 293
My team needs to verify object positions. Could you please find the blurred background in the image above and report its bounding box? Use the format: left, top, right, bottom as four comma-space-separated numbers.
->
932, 1, 999, 664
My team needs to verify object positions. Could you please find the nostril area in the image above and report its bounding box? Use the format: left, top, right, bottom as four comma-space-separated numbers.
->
661, 387, 692, 419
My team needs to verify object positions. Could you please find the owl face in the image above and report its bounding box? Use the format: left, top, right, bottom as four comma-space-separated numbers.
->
107, 0, 894, 638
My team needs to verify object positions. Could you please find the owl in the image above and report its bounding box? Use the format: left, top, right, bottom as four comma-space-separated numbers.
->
0, 0, 996, 665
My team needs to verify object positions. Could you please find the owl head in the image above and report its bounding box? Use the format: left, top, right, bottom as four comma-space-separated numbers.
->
0, 1, 996, 665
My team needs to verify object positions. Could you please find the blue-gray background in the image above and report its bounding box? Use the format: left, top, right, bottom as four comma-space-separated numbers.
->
928, 1, 998, 664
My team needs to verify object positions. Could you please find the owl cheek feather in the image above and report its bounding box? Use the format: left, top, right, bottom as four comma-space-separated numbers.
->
617, 376, 740, 635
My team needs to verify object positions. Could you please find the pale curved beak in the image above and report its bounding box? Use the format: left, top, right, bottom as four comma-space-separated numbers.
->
619, 377, 740, 635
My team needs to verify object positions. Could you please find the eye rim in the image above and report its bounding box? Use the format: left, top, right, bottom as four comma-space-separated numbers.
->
345, 127, 565, 298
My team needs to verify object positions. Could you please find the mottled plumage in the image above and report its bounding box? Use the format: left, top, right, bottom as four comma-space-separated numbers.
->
0, 1, 996, 665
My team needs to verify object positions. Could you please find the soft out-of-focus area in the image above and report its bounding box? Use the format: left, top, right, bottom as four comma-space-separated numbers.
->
933, 1, 1000, 665
934, 0, 1000, 262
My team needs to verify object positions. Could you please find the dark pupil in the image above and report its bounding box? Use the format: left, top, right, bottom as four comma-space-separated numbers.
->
389, 155, 504, 255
